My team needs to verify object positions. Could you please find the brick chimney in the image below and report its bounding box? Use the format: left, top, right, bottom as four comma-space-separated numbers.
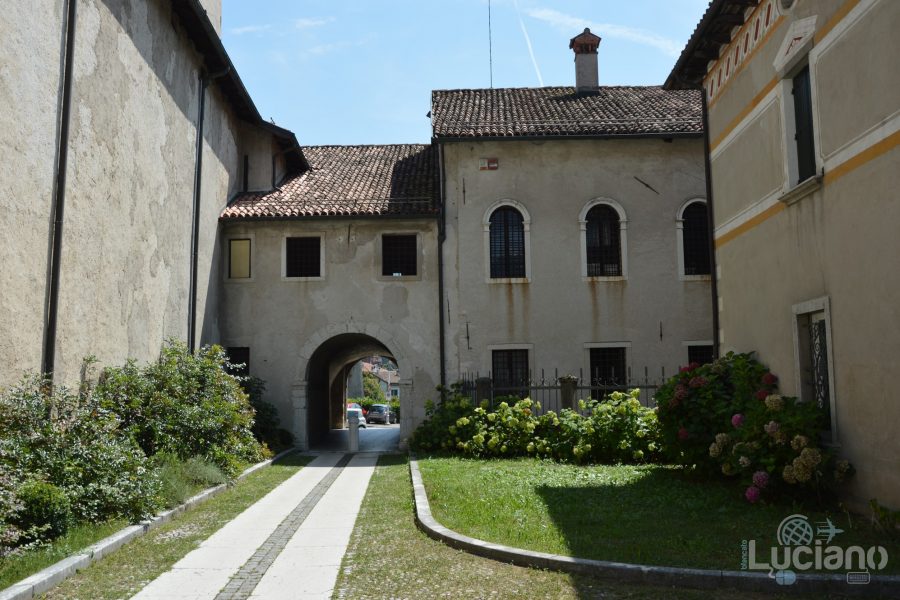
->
569, 28, 601, 93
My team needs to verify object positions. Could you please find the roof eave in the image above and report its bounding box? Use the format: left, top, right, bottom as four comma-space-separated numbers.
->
432, 131, 703, 143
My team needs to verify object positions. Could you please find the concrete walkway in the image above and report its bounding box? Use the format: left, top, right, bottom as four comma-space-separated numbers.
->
131, 452, 377, 600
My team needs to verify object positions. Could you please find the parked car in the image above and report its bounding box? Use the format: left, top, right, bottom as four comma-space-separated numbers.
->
389, 408, 398, 424
347, 406, 366, 428
366, 404, 391, 424
347, 401, 367, 417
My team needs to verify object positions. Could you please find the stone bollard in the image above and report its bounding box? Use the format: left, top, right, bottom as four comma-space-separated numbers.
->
559, 375, 578, 411
348, 412, 360, 452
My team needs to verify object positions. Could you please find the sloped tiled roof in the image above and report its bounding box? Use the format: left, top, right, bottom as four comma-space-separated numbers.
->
431, 86, 702, 138
221, 144, 437, 220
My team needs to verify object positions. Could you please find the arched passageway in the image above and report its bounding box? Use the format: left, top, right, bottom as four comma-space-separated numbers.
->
299, 332, 407, 450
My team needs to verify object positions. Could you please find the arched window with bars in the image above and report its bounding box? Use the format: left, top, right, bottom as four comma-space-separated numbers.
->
585, 204, 623, 277
679, 200, 711, 277
488, 206, 526, 278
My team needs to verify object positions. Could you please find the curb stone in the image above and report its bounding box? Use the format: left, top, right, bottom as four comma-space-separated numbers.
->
408, 455, 900, 598
0, 447, 299, 600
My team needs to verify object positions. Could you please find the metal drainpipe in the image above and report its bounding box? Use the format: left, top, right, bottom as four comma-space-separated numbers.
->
188, 66, 229, 353
701, 90, 721, 359
437, 143, 447, 395
42, 0, 78, 379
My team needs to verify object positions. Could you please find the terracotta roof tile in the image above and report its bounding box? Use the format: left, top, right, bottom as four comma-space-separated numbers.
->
431, 86, 702, 138
221, 144, 437, 220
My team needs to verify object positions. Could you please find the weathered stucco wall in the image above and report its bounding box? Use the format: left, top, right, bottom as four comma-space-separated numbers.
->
707, 0, 900, 508
442, 137, 712, 384
0, 0, 273, 387
0, 0, 65, 382
219, 219, 442, 448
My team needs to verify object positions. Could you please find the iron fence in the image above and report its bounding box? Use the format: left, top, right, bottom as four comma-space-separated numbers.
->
457, 366, 668, 415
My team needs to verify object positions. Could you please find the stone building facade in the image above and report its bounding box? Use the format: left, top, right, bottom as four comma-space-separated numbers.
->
667, 0, 900, 508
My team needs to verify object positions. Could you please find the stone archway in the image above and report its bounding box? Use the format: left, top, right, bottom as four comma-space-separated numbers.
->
290, 323, 413, 450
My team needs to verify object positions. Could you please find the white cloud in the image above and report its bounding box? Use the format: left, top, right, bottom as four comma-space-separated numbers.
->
527, 8, 683, 58
295, 17, 335, 29
229, 24, 271, 35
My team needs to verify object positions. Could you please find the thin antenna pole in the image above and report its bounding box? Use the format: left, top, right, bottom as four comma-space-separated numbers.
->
488, 0, 494, 88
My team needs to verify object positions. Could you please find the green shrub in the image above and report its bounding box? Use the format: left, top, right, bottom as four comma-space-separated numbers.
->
655, 352, 850, 503
0, 375, 161, 538
363, 372, 386, 404
410, 388, 660, 464
389, 398, 400, 421
655, 352, 775, 471
14, 480, 71, 540
96, 341, 266, 476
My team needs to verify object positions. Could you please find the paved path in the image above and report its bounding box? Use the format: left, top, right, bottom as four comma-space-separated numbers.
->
131, 452, 377, 600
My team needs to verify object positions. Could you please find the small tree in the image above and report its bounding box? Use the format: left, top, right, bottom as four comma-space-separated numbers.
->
363, 372, 386, 405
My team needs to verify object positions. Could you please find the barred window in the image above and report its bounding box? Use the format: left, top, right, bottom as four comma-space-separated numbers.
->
589, 347, 626, 385
687, 344, 714, 366
286, 237, 320, 278
682, 202, 710, 276
489, 207, 526, 278
492, 349, 529, 395
585, 205, 621, 276
382, 234, 417, 276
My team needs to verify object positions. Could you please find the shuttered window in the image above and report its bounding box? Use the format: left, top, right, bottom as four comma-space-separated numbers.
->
682, 202, 711, 275
229, 239, 251, 279
792, 66, 816, 183
489, 208, 526, 278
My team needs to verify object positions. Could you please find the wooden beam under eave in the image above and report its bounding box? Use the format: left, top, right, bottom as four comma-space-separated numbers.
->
714, 14, 745, 26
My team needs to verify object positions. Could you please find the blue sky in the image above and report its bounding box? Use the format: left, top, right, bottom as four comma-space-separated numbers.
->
221, 1, 709, 145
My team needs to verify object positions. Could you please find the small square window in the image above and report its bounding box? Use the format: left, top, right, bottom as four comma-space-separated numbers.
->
229, 239, 251, 279
491, 349, 529, 397
382, 235, 417, 276
226, 347, 250, 377
286, 237, 321, 278
687, 345, 714, 366
589, 348, 627, 385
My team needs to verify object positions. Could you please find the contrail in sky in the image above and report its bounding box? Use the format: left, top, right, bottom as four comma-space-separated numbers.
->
514, 0, 544, 86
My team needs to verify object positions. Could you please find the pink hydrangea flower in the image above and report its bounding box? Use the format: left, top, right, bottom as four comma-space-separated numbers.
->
755, 390, 768, 401
764, 420, 780, 436
762, 372, 778, 386
745, 486, 761, 503
731, 413, 745, 428
688, 376, 707, 389
674, 384, 688, 401
677, 427, 690, 441
752, 471, 770, 489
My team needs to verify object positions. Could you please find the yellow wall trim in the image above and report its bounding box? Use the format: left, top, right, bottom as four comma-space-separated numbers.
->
715, 129, 900, 248
815, 0, 861, 43
710, 77, 779, 152
714, 202, 785, 248
824, 129, 900, 185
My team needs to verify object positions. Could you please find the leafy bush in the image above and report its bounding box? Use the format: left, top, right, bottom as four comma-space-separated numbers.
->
655, 352, 776, 471
363, 372, 386, 404
242, 377, 294, 453
389, 398, 400, 421
154, 454, 227, 507
655, 352, 850, 502
96, 341, 266, 476
0, 375, 161, 546
410, 389, 660, 464
13, 480, 71, 540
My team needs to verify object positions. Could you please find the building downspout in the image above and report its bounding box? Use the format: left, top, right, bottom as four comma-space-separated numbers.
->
42, 0, 78, 379
188, 66, 229, 353
437, 143, 447, 394
701, 90, 721, 359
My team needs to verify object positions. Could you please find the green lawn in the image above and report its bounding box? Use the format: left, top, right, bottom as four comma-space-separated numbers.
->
417, 456, 900, 575
39, 453, 312, 600
334, 454, 817, 600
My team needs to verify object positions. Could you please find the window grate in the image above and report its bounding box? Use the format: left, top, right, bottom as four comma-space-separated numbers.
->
382, 234, 417, 276
682, 202, 711, 275
492, 349, 529, 397
687, 345, 714, 366
585, 205, 621, 276
489, 207, 526, 278
589, 347, 626, 385
286, 237, 321, 278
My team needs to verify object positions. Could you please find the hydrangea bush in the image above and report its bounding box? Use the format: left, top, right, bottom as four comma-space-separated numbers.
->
656, 352, 851, 503
411, 388, 660, 464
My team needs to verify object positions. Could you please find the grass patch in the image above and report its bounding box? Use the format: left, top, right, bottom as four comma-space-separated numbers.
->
417, 456, 900, 574
155, 455, 230, 507
335, 455, 811, 599
39, 453, 312, 600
